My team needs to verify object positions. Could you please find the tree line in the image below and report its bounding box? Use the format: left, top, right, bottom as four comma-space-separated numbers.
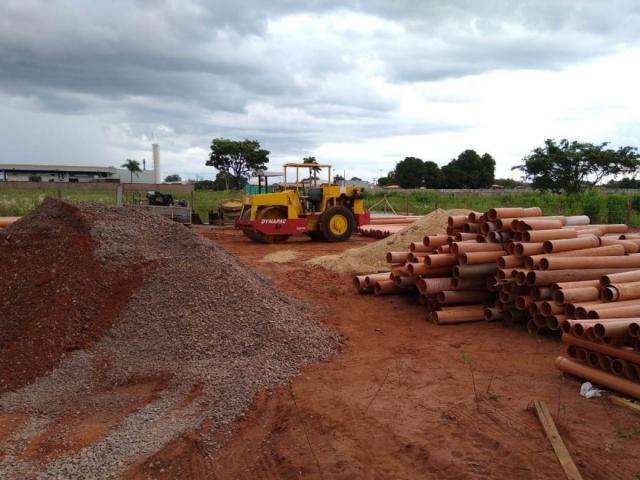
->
377, 150, 496, 189
195, 137, 639, 192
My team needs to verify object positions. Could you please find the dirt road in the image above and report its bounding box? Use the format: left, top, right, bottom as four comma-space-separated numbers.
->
128, 229, 640, 480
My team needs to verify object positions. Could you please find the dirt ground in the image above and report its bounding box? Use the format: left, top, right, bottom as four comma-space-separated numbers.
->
131, 228, 639, 480
3, 227, 640, 479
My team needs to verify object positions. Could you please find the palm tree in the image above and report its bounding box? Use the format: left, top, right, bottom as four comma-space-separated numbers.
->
121, 159, 142, 183
303, 156, 321, 183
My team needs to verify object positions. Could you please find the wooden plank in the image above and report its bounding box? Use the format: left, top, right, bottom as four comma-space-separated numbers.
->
533, 400, 584, 480
609, 394, 640, 414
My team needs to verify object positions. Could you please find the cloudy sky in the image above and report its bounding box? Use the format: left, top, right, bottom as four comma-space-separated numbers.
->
1, 1, 639, 182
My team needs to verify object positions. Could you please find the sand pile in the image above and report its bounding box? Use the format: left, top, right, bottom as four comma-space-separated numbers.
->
0, 199, 339, 479
307, 208, 470, 274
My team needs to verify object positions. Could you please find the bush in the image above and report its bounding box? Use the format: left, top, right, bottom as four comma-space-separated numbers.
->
607, 195, 628, 224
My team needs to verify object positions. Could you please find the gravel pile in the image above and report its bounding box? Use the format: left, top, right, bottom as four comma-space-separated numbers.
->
307, 208, 470, 274
0, 199, 339, 479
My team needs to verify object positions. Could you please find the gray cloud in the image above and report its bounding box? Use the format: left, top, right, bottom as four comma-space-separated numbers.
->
0, 0, 639, 177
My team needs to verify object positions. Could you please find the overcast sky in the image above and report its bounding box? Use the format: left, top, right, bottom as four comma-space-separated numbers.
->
1, 1, 639, 182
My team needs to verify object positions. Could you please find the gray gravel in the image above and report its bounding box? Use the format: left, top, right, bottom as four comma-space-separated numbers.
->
0, 200, 340, 479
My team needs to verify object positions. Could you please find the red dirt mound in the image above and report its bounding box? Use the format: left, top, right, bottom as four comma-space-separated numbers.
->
0, 199, 143, 393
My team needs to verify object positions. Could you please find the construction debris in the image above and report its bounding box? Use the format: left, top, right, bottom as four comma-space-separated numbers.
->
0, 199, 339, 478
352, 206, 640, 399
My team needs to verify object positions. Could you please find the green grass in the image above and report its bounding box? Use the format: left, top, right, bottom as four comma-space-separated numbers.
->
0, 187, 244, 221
363, 190, 640, 227
2, 186, 640, 227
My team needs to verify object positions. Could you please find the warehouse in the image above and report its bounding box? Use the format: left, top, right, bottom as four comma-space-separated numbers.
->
0, 163, 156, 183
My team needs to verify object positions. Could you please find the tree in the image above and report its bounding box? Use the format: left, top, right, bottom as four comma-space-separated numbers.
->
441, 150, 495, 188
422, 161, 444, 188
493, 178, 522, 189
395, 157, 425, 188
164, 174, 182, 183
303, 156, 321, 182
349, 176, 362, 182
206, 138, 269, 190
121, 159, 141, 183
334, 174, 345, 183
377, 170, 395, 186
514, 139, 640, 193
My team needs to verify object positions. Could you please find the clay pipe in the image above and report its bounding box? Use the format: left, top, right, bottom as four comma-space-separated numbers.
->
386, 251, 410, 263
553, 287, 600, 305
429, 305, 486, 324
487, 207, 542, 221
416, 277, 454, 295
423, 235, 450, 248
525, 244, 626, 268
454, 263, 498, 278
562, 333, 640, 364
593, 319, 637, 339
599, 237, 640, 253
526, 268, 635, 286
451, 242, 503, 254
587, 304, 640, 319
603, 281, 640, 302
556, 356, 640, 400
543, 235, 600, 253
541, 254, 640, 271
459, 250, 505, 265
523, 229, 577, 242
437, 290, 492, 305
601, 270, 640, 286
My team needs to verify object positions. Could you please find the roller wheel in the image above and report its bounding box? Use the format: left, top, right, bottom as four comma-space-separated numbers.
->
319, 206, 355, 242
243, 206, 291, 243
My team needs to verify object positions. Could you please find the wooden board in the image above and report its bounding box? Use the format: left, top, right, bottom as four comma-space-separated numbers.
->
533, 400, 584, 480
609, 394, 640, 414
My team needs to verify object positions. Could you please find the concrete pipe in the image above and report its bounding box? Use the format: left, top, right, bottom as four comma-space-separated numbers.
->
466, 211, 483, 223
460, 250, 505, 265
513, 242, 545, 257
553, 287, 600, 305
593, 319, 636, 339
425, 253, 457, 268
541, 254, 640, 271
386, 251, 410, 263
462, 223, 481, 233
364, 273, 393, 288
454, 263, 498, 278
599, 237, 639, 253
451, 242, 503, 254
452, 277, 487, 290
543, 235, 600, 254
497, 255, 523, 269
430, 305, 486, 325
448, 215, 468, 228
518, 219, 565, 231
587, 303, 640, 319
416, 277, 454, 295
531, 286, 553, 300
423, 235, 450, 248
484, 307, 503, 321
525, 245, 626, 269
564, 215, 591, 226
394, 275, 417, 288
487, 207, 542, 221
515, 295, 535, 310
562, 333, 640, 364
526, 268, 635, 286
552, 279, 601, 291
410, 242, 433, 253
353, 275, 374, 293
437, 290, 492, 305
556, 356, 640, 400
523, 229, 577, 242
603, 281, 640, 302
601, 270, 640, 286
540, 301, 564, 316
373, 280, 398, 295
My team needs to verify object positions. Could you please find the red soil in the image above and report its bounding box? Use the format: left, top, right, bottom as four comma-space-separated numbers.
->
0, 199, 143, 393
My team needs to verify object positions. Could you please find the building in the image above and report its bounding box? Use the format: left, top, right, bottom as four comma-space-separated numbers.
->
0, 164, 156, 183
0, 144, 162, 184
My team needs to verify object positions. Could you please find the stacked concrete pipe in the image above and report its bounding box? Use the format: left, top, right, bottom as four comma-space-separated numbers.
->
353, 205, 640, 400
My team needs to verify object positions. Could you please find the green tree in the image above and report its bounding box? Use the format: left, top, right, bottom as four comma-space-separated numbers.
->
422, 161, 444, 188
514, 139, 640, 193
334, 174, 345, 183
349, 176, 362, 181
121, 159, 141, 183
303, 156, 321, 181
164, 174, 182, 182
377, 170, 395, 186
395, 157, 425, 188
442, 150, 495, 188
206, 138, 269, 190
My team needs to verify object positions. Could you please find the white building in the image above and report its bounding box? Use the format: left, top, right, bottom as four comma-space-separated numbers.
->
0, 164, 156, 183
